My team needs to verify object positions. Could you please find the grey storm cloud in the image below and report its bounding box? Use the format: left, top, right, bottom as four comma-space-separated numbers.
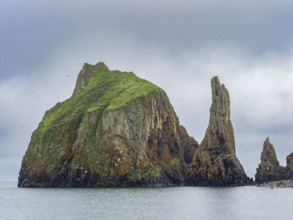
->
2, 0, 293, 79
1, 0, 293, 180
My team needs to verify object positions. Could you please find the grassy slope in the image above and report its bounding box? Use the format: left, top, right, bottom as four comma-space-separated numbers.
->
38, 63, 163, 134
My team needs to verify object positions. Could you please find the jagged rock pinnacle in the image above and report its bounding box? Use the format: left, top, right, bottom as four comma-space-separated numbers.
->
255, 137, 285, 183
207, 76, 235, 154
72, 62, 108, 96
188, 76, 249, 186
261, 138, 279, 164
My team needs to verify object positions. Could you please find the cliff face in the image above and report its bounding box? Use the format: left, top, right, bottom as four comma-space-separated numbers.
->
286, 153, 293, 179
18, 62, 198, 187
188, 76, 249, 186
255, 138, 285, 183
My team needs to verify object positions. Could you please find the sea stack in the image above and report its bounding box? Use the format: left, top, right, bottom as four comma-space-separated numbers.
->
188, 76, 249, 186
18, 62, 198, 187
286, 153, 293, 179
255, 138, 285, 183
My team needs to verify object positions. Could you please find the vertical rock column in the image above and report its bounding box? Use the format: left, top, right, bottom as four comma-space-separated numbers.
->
189, 76, 249, 186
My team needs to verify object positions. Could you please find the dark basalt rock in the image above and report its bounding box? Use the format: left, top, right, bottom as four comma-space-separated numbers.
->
255, 138, 286, 183
188, 76, 249, 186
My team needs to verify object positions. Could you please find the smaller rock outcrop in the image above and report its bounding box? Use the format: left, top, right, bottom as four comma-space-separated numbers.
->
257, 180, 293, 188
286, 153, 293, 179
188, 76, 249, 186
255, 138, 286, 183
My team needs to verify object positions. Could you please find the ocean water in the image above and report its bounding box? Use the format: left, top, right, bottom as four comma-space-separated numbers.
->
1, 182, 293, 220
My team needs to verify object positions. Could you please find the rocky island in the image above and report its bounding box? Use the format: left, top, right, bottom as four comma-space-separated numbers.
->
255, 138, 285, 183
18, 62, 251, 187
18, 62, 199, 187
255, 138, 293, 187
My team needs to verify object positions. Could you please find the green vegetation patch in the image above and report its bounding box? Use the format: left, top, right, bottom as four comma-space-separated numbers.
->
38, 63, 163, 133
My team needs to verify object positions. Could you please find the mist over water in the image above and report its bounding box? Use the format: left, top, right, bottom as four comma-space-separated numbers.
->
1, 182, 293, 220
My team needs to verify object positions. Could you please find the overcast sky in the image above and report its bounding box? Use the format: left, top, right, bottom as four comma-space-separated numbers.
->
1, 0, 293, 181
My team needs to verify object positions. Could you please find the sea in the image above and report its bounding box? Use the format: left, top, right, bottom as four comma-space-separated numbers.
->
1, 182, 293, 220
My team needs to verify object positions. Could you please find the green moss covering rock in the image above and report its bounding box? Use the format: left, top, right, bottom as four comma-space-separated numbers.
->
18, 62, 198, 187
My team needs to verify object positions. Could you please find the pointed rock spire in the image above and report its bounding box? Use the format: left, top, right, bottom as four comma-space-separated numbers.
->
72, 62, 108, 96
255, 138, 285, 183
261, 137, 279, 165
206, 76, 235, 154
189, 76, 249, 186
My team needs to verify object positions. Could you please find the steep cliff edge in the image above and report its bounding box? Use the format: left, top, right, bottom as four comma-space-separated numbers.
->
255, 138, 285, 183
188, 76, 249, 186
18, 62, 198, 187
286, 153, 293, 179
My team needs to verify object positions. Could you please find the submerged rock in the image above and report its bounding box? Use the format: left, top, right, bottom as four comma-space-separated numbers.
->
255, 138, 286, 183
188, 76, 249, 186
18, 62, 198, 187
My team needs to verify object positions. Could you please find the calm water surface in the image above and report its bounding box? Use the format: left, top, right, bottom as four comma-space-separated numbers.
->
1, 182, 293, 220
